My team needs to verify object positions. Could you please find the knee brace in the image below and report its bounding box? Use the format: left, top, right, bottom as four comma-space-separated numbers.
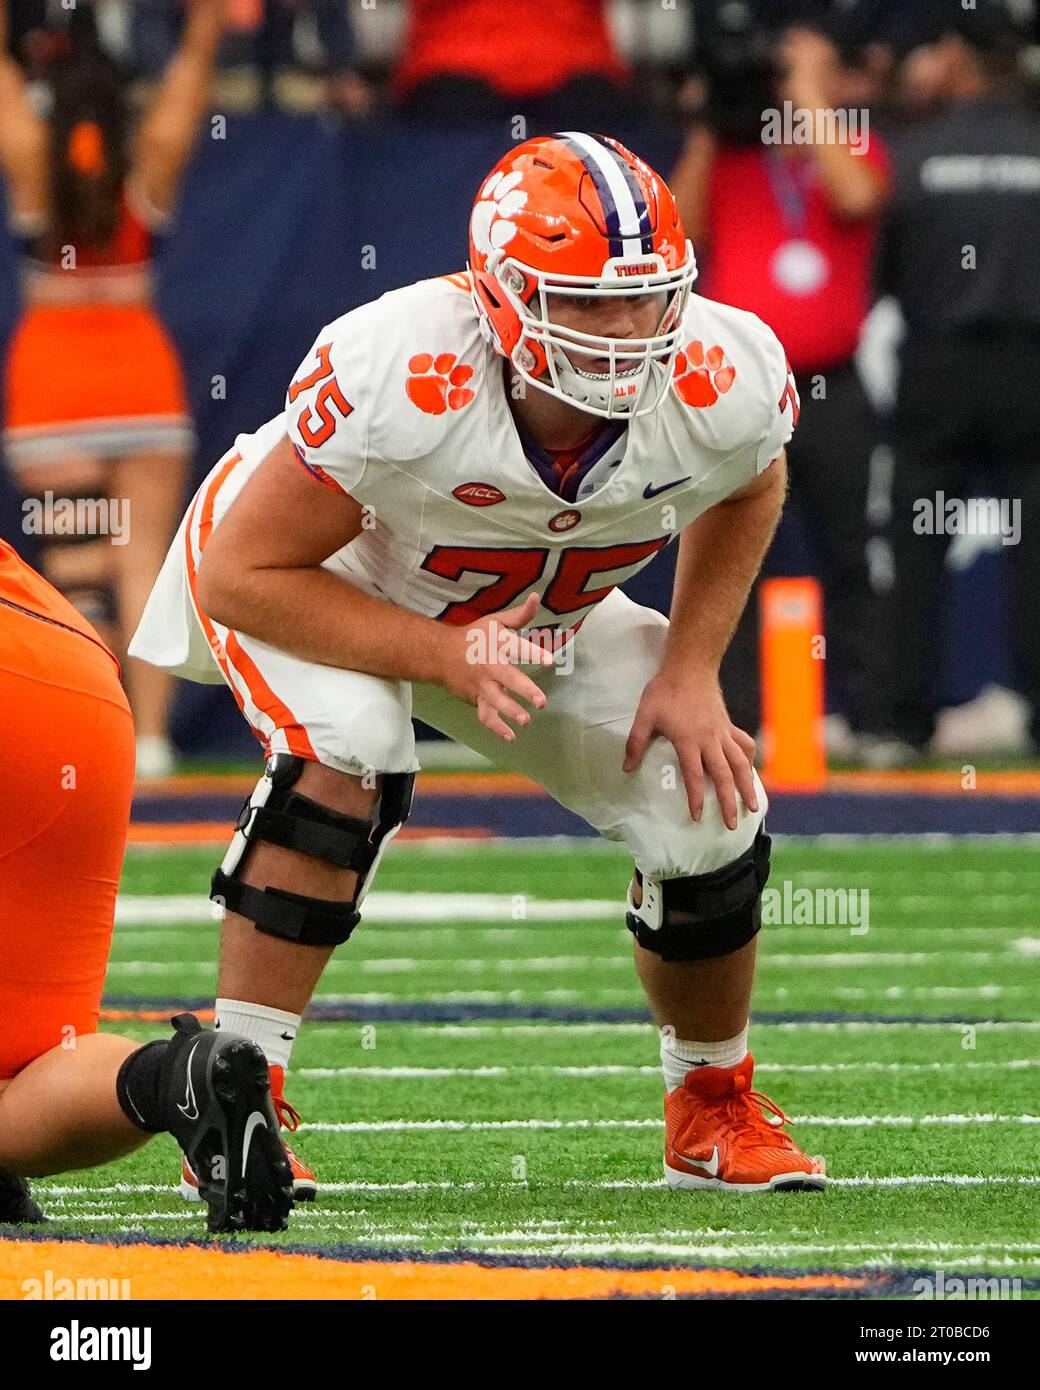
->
210, 753, 414, 947
625, 827, 771, 961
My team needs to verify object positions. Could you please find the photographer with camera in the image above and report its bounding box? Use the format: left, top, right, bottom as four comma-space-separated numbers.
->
672, 0, 891, 753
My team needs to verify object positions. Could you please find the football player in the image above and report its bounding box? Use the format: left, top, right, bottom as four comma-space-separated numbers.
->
131, 133, 825, 1194
0, 537, 293, 1232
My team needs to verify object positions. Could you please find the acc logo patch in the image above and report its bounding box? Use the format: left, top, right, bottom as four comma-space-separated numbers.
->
453, 482, 506, 507
548, 509, 581, 533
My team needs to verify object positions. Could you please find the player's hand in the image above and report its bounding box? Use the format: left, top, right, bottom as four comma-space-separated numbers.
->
437, 592, 554, 744
623, 669, 758, 831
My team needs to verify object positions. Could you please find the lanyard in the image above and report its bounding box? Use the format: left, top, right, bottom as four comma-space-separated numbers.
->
764, 150, 811, 237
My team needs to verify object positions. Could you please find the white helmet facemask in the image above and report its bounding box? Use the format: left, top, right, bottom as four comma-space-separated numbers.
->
487, 243, 698, 419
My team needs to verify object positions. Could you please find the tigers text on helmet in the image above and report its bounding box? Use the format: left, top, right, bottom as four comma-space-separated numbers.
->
468, 132, 698, 419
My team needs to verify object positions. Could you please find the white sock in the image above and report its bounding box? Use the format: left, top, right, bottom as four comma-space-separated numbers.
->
660, 1023, 749, 1092
214, 999, 301, 1072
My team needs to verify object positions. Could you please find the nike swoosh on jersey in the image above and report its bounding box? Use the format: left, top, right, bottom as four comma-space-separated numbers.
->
643, 477, 691, 499
177, 1040, 201, 1121
242, 1111, 269, 1177
670, 1143, 720, 1177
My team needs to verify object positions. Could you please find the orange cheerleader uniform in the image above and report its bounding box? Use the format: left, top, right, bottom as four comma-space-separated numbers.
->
0, 537, 135, 1079
3, 184, 193, 469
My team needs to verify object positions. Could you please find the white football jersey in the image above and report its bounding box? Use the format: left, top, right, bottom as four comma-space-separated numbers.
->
283, 273, 795, 628
131, 272, 797, 680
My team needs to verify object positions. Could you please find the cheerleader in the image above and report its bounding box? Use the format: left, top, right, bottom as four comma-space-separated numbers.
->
0, 1, 226, 776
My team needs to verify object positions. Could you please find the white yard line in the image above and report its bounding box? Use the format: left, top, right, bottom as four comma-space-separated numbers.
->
833, 986, 1026, 1000
113, 891, 1040, 929
415, 1023, 652, 1037
114, 894, 620, 926
353, 1236, 1040, 1265
328, 1231, 1040, 1255
410, 1020, 1040, 1036
296, 1059, 1040, 1079
36, 1175, 1040, 1199
762, 953, 1000, 967
43, 1211, 200, 1223
108, 927, 1034, 951
29, 1213, 1040, 1269
293, 1113, 1040, 1132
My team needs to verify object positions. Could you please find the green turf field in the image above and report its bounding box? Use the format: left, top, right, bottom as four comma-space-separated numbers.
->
33, 837, 1040, 1285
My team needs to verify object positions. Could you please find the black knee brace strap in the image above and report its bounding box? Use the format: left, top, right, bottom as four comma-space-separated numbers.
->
626, 828, 771, 961
211, 754, 414, 947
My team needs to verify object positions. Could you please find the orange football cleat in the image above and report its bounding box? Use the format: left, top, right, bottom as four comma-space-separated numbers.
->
180, 1063, 317, 1204
664, 1053, 826, 1193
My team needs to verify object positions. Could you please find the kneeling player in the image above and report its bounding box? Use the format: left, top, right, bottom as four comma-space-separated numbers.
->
0, 538, 293, 1232
132, 133, 825, 1194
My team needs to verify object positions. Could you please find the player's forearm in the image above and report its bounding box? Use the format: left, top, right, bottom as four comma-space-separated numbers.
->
199, 562, 449, 687
661, 459, 786, 680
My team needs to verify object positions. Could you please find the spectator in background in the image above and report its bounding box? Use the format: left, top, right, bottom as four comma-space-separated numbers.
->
132, 0, 370, 114
0, 0, 225, 777
871, 0, 1040, 761
392, 0, 630, 127
671, 4, 891, 752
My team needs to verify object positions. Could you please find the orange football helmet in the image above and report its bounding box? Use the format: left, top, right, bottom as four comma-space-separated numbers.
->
468, 132, 697, 418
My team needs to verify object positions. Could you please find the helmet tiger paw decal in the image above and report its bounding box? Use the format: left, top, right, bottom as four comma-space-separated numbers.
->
406, 354, 476, 415
673, 341, 736, 408
470, 170, 527, 257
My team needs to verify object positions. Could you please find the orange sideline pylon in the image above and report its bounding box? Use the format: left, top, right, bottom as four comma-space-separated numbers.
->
759, 577, 826, 792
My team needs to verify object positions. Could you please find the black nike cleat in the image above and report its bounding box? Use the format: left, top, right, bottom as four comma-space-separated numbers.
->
0, 1170, 45, 1224
162, 1013, 293, 1234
